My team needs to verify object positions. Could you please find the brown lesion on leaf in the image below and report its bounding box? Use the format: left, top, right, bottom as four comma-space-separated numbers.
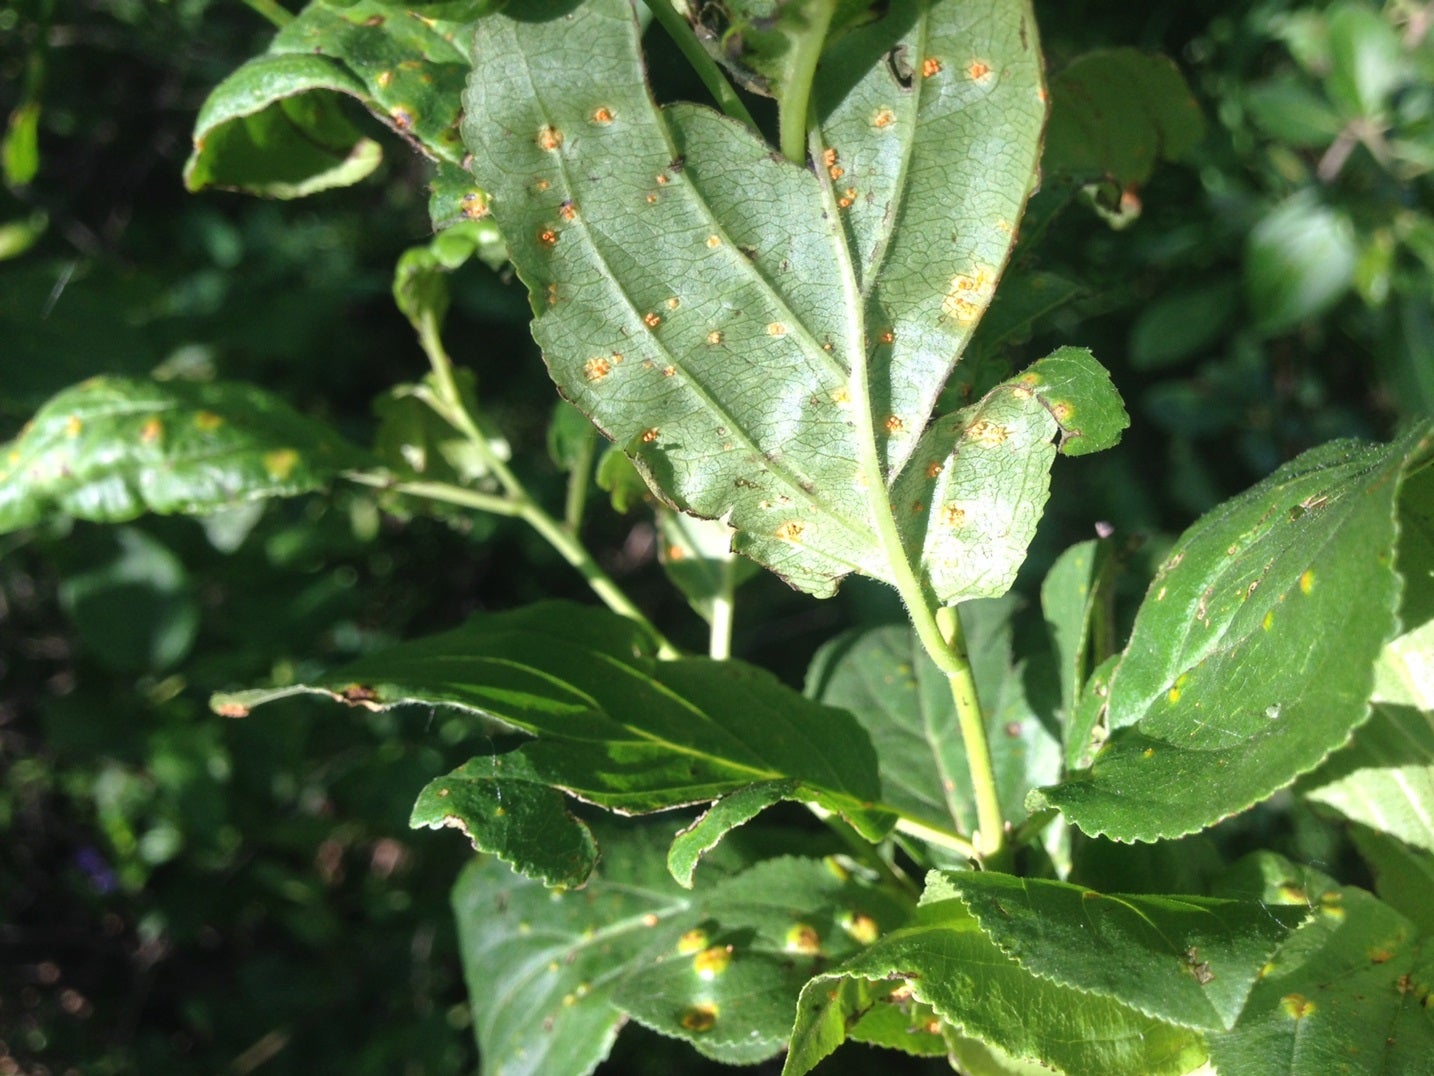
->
339, 683, 382, 708
641, 428, 660, 444
775, 521, 806, 542
965, 420, 1008, 446
589, 106, 614, 125
583, 356, 612, 382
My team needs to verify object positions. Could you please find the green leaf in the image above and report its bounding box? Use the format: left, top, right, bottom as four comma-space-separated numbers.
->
1129, 281, 1240, 371
1244, 77, 1345, 149
373, 369, 510, 485
1349, 825, 1434, 934
454, 833, 908, 1076
1326, 1, 1406, 120
212, 601, 893, 878
186, 0, 483, 198
393, 220, 506, 331
463, 0, 1078, 601
1299, 702, 1434, 855
1245, 192, 1358, 335
806, 599, 1061, 848
1209, 853, 1434, 1074
3, 98, 41, 188
785, 887, 1208, 1076
411, 754, 598, 889
1031, 424, 1434, 842
611, 855, 910, 1064
452, 833, 685, 1076
944, 871, 1307, 1031
1041, 537, 1114, 724
1044, 48, 1206, 190
667, 780, 799, 889
547, 400, 598, 474
183, 54, 383, 198
0, 376, 370, 535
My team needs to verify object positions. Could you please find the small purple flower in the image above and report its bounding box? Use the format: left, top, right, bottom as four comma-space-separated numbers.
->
74, 845, 119, 894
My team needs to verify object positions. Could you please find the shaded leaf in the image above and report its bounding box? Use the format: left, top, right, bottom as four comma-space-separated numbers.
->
1041, 537, 1114, 723
1245, 192, 1358, 334
464, 0, 1091, 601
213, 601, 893, 881
806, 599, 1061, 849
0, 376, 369, 535
1349, 825, 1434, 935
1031, 424, 1434, 841
411, 754, 598, 889
1044, 48, 1206, 190
945, 871, 1307, 1031
657, 509, 757, 626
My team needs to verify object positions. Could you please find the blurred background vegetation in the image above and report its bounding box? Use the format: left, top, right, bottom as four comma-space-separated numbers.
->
1, 0, 1430, 1072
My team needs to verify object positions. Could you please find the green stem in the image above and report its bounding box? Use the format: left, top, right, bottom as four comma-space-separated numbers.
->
708, 558, 735, 661
892, 817, 978, 862
345, 472, 518, 517
937, 606, 1006, 862
776, 0, 836, 165
402, 312, 681, 659
562, 428, 597, 535
814, 124, 1005, 863
642, 0, 759, 132
240, 0, 292, 28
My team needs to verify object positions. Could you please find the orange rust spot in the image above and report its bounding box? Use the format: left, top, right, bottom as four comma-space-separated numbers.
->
537, 227, 559, 247
215, 701, 249, 718
885, 415, 905, 434
941, 504, 965, 526
776, 521, 806, 542
536, 124, 563, 151
968, 60, 991, 80
706, 330, 723, 345
558, 200, 577, 221
583, 356, 612, 381
872, 107, 896, 128
837, 188, 856, 209
822, 147, 837, 167
643, 312, 662, 328
692, 944, 733, 978
641, 428, 660, 444
766, 322, 787, 337
879, 329, 894, 344
533, 178, 550, 193
706, 234, 722, 249
140, 417, 163, 444
460, 191, 490, 220
680, 1002, 718, 1032
655, 173, 669, 186
662, 366, 676, 378
666, 544, 685, 561
590, 106, 614, 124
645, 192, 659, 204
546, 283, 559, 306
390, 107, 415, 130
785, 924, 821, 955
677, 929, 709, 955
922, 57, 943, 78
926, 461, 943, 479
340, 683, 379, 705
1281, 994, 1315, 1019
910, 501, 925, 514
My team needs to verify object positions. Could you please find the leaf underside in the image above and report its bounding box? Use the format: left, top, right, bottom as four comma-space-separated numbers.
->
463, 0, 1126, 601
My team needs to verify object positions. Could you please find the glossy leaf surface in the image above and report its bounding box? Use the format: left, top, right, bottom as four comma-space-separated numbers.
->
1, 377, 368, 534
1033, 425, 1434, 841
213, 602, 891, 883
462, 0, 1122, 600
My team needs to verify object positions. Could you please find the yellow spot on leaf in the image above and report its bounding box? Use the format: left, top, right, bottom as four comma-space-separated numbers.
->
536, 124, 563, 151
706, 234, 722, 249
942, 269, 993, 322
785, 924, 821, 955
65, 415, 82, 437
941, 504, 966, 527
662, 365, 676, 378
376, 70, 393, 89
665, 297, 680, 310
872, 107, 896, 128
460, 191, 490, 219
546, 283, 559, 306
692, 945, 733, 979
140, 417, 163, 445
677, 929, 709, 954
831, 387, 850, 408
965, 419, 1008, 446
776, 521, 806, 542
706, 329, 723, 345
533, 178, 550, 193
194, 411, 223, 431
766, 322, 787, 337
263, 448, 299, 480
583, 356, 611, 382
1299, 569, 1315, 595
1143, 747, 1155, 758
680, 1002, 719, 1032
842, 913, 880, 944
1281, 994, 1315, 1019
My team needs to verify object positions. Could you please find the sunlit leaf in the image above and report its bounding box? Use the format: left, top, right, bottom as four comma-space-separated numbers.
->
0, 376, 370, 535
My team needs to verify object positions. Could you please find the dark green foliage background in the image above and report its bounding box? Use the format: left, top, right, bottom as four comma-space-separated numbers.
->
1, 0, 1427, 1072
